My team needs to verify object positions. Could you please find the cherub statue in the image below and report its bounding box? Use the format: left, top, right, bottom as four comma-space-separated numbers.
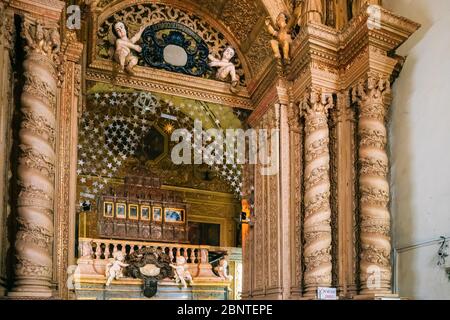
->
214, 255, 233, 281
112, 21, 147, 75
170, 256, 194, 288
265, 11, 300, 64
208, 47, 240, 92
105, 251, 129, 286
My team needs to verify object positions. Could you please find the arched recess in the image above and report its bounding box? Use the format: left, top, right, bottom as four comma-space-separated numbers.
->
77, 86, 249, 201
89, 0, 286, 85
93, 0, 252, 81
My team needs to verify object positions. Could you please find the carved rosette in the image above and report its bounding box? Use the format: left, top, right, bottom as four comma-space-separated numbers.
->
301, 89, 333, 295
9, 18, 61, 298
352, 75, 392, 294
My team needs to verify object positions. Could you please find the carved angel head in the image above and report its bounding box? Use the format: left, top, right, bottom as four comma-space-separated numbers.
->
113, 21, 128, 39
113, 251, 125, 261
49, 29, 60, 53
223, 46, 235, 61
176, 256, 186, 265
276, 12, 288, 28
35, 23, 45, 41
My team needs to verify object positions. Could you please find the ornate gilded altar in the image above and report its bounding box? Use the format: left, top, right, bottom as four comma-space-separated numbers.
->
98, 176, 189, 243
0, 0, 420, 301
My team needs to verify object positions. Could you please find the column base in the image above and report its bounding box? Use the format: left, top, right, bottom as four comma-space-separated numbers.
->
302, 291, 317, 299
353, 293, 401, 300
7, 290, 52, 298
0, 282, 6, 297
8, 280, 53, 299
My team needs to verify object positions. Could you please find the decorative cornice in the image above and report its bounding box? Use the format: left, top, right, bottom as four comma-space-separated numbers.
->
338, 4, 420, 67
8, 0, 65, 22
286, 4, 419, 105
247, 64, 289, 127
85, 62, 253, 110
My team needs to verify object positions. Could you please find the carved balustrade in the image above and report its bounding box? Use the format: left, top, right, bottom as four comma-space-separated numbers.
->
79, 237, 207, 264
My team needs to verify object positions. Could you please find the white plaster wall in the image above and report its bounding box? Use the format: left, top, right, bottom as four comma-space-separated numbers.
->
383, 0, 450, 299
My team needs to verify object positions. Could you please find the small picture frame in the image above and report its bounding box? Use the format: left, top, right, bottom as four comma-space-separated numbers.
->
140, 205, 150, 221
103, 201, 114, 217
116, 203, 126, 219
152, 207, 162, 222
128, 204, 139, 220
164, 208, 184, 223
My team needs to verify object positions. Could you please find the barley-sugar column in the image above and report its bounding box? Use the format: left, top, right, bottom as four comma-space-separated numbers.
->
301, 88, 334, 296
352, 75, 392, 295
8, 18, 61, 298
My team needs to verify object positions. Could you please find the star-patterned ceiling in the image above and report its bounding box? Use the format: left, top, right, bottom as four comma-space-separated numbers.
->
77, 84, 251, 204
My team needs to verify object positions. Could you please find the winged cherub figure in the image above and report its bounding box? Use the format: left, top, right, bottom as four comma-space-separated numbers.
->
112, 21, 147, 75
105, 251, 129, 286
170, 256, 194, 288
208, 46, 240, 92
265, 9, 301, 64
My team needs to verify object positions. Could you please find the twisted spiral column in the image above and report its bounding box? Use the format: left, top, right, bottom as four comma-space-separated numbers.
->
301, 91, 333, 296
9, 20, 59, 297
353, 76, 392, 294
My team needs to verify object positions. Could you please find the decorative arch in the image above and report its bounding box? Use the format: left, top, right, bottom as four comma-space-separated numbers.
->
94, 0, 253, 82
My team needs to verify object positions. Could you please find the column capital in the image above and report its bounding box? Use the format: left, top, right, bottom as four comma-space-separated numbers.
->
300, 87, 334, 118
8, 0, 65, 22
248, 66, 290, 128
21, 16, 64, 86
351, 73, 391, 119
287, 101, 301, 131
21, 16, 62, 62
333, 90, 355, 124
0, 4, 15, 52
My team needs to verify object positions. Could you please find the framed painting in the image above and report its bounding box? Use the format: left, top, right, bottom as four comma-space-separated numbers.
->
140, 205, 150, 221
103, 201, 114, 218
164, 208, 184, 223
152, 207, 162, 222
116, 203, 126, 219
128, 204, 139, 220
